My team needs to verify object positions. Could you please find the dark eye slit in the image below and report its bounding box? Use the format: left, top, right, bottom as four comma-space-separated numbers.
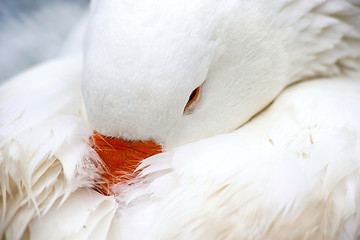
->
185, 87, 200, 109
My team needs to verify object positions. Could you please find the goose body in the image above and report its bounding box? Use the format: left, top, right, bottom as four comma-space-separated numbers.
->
1, 0, 360, 239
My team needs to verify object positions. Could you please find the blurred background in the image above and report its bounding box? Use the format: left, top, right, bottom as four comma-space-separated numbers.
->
0, 0, 89, 83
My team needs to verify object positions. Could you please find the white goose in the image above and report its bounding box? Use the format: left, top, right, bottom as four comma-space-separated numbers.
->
1, 0, 360, 239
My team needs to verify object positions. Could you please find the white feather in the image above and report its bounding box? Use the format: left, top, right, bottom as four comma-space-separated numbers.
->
118, 77, 360, 240
0, 58, 98, 239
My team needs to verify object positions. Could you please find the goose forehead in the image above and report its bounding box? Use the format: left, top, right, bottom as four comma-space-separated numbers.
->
84, 0, 225, 80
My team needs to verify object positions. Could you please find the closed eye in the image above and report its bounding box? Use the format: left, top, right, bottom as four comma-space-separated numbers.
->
184, 86, 200, 111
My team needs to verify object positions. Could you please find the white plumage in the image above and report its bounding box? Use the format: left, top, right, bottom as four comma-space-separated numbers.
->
1, 0, 360, 239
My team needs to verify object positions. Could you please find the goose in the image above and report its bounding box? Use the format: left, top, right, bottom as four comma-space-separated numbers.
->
1, 0, 360, 239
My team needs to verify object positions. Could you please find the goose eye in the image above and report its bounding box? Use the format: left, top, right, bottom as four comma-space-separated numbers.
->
185, 87, 200, 110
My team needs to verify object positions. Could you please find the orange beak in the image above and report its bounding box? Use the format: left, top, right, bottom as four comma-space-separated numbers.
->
91, 132, 162, 195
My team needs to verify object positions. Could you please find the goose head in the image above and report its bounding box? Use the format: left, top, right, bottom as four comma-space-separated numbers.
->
82, 0, 360, 193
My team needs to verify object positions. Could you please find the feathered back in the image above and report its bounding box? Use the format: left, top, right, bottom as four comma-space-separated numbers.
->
0, 59, 98, 239
277, 0, 360, 80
